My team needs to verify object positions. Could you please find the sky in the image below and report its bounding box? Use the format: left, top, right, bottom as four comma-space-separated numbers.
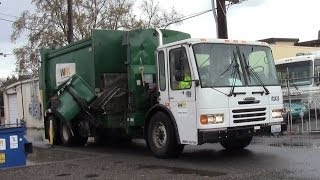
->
0, 0, 320, 78
0, 0, 33, 79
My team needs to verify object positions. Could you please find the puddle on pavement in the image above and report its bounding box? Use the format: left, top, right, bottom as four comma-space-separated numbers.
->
253, 136, 320, 149
56, 173, 71, 177
137, 165, 226, 177
269, 141, 320, 148
85, 174, 99, 178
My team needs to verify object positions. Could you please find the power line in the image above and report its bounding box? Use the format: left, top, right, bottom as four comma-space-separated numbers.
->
0, 12, 36, 21
0, 17, 15, 23
0, 7, 215, 30
162, 0, 246, 29
0, 53, 12, 57
226, 0, 248, 10
0, 12, 19, 19
162, 9, 213, 28
0, 16, 56, 40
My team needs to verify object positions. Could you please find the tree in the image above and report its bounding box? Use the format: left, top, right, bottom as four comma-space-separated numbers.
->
139, 0, 182, 28
1, 75, 19, 87
0, 76, 19, 107
11, 0, 183, 76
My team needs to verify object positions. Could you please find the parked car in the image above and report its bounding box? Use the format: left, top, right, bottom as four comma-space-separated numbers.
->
283, 102, 307, 120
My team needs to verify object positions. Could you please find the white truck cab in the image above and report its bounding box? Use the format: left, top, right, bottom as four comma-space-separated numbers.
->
154, 38, 285, 150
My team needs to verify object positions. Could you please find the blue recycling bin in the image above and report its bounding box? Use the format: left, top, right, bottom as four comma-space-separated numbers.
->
0, 125, 32, 168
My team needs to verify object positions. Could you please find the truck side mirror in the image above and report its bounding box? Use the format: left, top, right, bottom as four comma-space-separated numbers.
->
175, 70, 184, 81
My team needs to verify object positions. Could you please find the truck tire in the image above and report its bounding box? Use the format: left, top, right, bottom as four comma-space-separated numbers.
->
147, 112, 184, 158
220, 136, 253, 150
75, 136, 88, 146
73, 120, 89, 146
47, 116, 61, 145
60, 120, 76, 146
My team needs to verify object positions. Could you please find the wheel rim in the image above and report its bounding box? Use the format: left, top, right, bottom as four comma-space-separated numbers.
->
152, 122, 167, 148
62, 123, 70, 141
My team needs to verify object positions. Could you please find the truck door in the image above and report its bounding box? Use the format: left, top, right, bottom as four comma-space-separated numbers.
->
167, 46, 198, 145
157, 50, 169, 106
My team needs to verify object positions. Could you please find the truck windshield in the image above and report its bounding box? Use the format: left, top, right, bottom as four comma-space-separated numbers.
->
193, 43, 245, 87
238, 45, 279, 86
193, 43, 279, 87
276, 61, 312, 86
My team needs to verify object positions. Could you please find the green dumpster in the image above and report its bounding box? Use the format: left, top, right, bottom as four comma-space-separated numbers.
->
54, 75, 96, 122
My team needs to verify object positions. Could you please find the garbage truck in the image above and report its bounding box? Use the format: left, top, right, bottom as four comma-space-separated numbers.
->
40, 29, 285, 158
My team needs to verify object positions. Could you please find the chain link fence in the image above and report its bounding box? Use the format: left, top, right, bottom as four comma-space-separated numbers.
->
281, 76, 320, 134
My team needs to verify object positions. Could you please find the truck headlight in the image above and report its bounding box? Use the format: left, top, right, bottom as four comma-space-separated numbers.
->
272, 109, 284, 118
200, 114, 224, 125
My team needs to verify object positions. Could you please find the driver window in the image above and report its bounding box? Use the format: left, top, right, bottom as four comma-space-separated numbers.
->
169, 48, 191, 90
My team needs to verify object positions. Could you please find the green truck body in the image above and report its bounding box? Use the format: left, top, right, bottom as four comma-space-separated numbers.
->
40, 29, 190, 143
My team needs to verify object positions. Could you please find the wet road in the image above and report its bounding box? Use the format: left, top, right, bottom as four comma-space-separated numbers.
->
1, 136, 320, 179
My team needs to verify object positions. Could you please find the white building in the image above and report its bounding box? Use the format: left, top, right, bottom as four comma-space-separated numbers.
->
3, 77, 44, 129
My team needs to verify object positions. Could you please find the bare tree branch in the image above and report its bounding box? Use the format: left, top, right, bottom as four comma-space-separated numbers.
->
11, 0, 183, 76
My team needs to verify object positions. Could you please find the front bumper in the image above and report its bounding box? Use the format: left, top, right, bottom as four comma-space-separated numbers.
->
198, 123, 287, 145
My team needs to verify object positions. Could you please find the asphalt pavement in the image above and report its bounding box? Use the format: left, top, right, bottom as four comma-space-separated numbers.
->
1, 134, 320, 179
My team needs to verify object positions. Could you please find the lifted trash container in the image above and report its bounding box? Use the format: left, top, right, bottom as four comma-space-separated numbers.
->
54, 75, 96, 122
0, 124, 32, 168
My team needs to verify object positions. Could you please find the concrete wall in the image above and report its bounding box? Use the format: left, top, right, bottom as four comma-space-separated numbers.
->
3, 78, 44, 129
271, 45, 320, 60
273, 42, 296, 46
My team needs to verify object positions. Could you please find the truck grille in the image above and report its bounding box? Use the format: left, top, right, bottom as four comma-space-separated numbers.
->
232, 108, 266, 123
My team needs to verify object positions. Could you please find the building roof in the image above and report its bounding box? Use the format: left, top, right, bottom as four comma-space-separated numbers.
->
5, 77, 39, 90
258, 38, 299, 44
295, 39, 320, 47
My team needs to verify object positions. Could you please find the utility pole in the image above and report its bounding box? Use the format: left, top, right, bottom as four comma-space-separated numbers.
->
216, 0, 228, 39
212, 0, 244, 39
67, 0, 73, 43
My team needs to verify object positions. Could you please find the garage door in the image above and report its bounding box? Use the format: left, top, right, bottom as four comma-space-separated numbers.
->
8, 94, 18, 125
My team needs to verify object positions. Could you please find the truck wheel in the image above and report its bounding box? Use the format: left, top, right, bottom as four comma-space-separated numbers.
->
220, 136, 253, 150
75, 136, 88, 146
74, 120, 89, 146
47, 116, 61, 145
60, 121, 75, 146
147, 112, 184, 158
